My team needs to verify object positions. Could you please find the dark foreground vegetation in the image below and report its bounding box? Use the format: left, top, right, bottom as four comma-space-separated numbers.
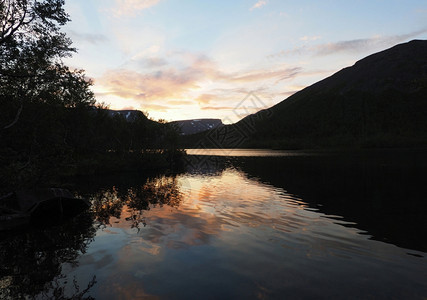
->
0, 0, 183, 192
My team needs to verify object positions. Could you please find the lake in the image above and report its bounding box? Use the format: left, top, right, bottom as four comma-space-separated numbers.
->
1, 149, 427, 299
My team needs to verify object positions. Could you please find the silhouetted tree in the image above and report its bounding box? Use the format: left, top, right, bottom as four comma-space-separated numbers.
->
0, 0, 94, 123
0, 0, 92, 189
0, 1, 183, 191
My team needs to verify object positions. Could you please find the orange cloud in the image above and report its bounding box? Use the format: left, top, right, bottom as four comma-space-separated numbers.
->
196, 94, 216, 104
96, 52, 303, 115
143, 104, 170, 112
200, 106, 235, 111
167, 100, 194, 106
98, 68, 200, 101
121, 106, 135, 110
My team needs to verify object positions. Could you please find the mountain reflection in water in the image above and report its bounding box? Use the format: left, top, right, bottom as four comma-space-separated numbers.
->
1, 150, 426, 299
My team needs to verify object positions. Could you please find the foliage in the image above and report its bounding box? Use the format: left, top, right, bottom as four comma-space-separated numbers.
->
0, 1, 184, 191
90, 175, 183, 229
0, 0, 95, 109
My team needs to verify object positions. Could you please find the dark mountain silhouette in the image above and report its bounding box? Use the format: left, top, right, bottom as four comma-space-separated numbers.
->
184, 40, 427, 149
171, 119, 223, 135
105, 109, 149, 122
240, 39, 427, 148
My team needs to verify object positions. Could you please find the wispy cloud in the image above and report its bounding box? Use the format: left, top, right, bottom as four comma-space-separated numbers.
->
167, 100, 194, 106
227, 67, 301, 84
98, 52, 302, 104
114, 0, 161, 16
98, 68, 199, 101
135, 57, 168, 68
201, 106, 236, 111
144, 104, 170, 112
250, 0, 267, 11
316, 29, 427, 55
269, 29, 427, 59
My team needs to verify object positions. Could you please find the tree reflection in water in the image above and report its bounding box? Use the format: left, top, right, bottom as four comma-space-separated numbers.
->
0, 175, 184, 298
90, 175, 183, 230
0, 212, 97, 299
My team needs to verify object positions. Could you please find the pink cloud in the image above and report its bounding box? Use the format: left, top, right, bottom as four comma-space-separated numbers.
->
99, 67, 200, 101
98, 53, 302, 104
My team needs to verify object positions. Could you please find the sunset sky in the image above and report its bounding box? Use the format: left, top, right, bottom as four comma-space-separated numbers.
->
64, 0, 427, 123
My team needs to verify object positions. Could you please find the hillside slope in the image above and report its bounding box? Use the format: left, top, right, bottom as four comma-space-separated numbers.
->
229, 40, 427, 149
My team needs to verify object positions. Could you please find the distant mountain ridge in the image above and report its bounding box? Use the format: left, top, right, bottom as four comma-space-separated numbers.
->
105, 109, 148, 122
170, 119, 223, 135
186, 39, 427, 149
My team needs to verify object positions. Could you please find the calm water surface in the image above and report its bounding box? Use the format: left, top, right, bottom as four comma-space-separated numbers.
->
1, 150, 426, 299
185, 148, 312, 157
